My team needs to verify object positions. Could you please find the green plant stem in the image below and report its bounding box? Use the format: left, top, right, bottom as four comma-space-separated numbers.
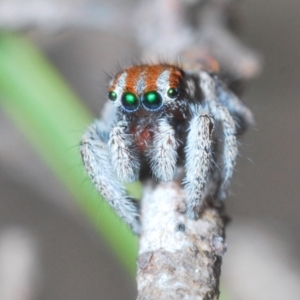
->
0, 33, 139, 276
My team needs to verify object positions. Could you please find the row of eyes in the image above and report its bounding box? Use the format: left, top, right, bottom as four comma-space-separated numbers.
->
108, 88, 179, 112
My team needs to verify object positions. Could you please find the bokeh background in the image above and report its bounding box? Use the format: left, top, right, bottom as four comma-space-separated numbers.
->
0, 0, 299, 299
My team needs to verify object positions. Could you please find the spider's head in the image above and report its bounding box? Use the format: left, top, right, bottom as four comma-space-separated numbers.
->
107, 64, 186, 114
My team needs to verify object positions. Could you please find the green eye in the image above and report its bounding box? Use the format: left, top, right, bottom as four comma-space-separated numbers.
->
108, 91, 117, 101
167, 87, 179, 99
121, 92, 139, 111
142, 91, 163, 111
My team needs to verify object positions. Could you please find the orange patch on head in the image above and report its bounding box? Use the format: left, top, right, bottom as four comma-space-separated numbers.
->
109, 64, 184, 95
123, 66, 144, 94
168, 66, 184, 89
143, 65, 166, 92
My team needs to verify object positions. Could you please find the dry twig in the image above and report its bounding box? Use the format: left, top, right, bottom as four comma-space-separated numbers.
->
137, 182, 226, 299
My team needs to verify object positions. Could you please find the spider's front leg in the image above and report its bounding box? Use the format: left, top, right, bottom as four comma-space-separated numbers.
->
148, 117, 178, 181
184, 109, 214, 219
108, 119, 140, 183
80, 119, 141, 235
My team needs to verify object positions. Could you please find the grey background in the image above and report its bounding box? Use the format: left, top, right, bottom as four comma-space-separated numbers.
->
0, 0, 299, 299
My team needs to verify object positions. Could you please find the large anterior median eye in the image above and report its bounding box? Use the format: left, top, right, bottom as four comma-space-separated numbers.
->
121, 92, 139, 111
142, 91, 163, 111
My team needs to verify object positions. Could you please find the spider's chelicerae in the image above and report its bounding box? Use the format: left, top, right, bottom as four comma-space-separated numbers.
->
80, 64, 253, 235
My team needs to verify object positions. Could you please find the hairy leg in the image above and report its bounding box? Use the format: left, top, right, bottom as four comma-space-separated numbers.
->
200, 72, 238, 200
184, 112, 214, 219
148, 118, 178, 181
216, 106, 238, 199
215, 77, 254, 134
108, 120, 140, 183
80, 120, 141, 235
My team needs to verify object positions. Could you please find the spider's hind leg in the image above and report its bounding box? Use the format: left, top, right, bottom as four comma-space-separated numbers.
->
199, 72, 239, 201
215, 105, 238, 199
215, 77, 254, 135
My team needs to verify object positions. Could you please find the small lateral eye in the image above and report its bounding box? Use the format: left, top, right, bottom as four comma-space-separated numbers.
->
167, 87, 179, 99
121, 92, 139, 112
108, 91, 117, 101
142, 91, 163, 111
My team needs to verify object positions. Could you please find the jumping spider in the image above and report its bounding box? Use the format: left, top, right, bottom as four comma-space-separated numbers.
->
80, 64, 253, 235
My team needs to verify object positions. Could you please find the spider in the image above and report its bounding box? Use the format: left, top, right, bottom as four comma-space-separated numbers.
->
80, 64, 253, 235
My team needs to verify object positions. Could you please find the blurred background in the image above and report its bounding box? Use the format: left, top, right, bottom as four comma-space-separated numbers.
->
0, 0, 299, 299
